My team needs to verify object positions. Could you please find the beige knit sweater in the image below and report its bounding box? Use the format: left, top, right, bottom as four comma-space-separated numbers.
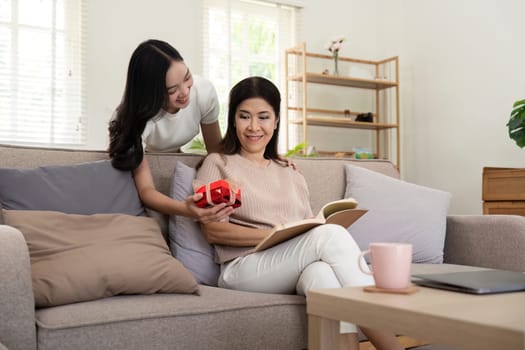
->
196, 153, 313, 263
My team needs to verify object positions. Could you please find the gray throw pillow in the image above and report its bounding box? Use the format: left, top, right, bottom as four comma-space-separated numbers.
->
0, 160, 145, 216
168, 162, 220, 286
344, 163, 451, 264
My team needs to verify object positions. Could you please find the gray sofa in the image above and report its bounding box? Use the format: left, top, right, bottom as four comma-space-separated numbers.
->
1, 144, 525, 350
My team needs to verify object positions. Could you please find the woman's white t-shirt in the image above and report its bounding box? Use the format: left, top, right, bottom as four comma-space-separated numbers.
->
142, 75, 219, 152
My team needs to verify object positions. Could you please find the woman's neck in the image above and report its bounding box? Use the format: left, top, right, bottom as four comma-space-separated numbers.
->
238, 151, 270, 167
164, 107, 180, 114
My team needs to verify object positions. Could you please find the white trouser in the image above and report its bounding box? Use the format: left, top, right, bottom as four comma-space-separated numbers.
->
218, 224, 373, 333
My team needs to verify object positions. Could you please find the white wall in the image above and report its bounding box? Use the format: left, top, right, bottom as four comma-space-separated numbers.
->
376, 0, 525, 214
84, 0, 202, 150
83, 0, 525, 215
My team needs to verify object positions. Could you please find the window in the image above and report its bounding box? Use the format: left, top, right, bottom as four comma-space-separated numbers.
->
201, 0, 301, 151
0, 0, 86, 146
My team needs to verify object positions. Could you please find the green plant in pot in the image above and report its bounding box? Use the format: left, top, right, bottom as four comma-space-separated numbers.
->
507, 99, 525, 148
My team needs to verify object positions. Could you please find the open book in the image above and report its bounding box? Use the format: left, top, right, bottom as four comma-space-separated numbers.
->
250, 198, 367, 253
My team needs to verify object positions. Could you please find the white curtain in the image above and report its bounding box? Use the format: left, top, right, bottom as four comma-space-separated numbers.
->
0, 0, 86, 146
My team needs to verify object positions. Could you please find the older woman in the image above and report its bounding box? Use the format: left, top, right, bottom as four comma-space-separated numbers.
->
196, 76, 403, 350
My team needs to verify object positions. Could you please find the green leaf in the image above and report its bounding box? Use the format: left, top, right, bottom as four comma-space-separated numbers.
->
186, 137, 208, 154
511, 128, 525, 147
507, 117, 523, 130
513, 99, 525, 108
508, 99, 525, 148
285, 142, 307, 157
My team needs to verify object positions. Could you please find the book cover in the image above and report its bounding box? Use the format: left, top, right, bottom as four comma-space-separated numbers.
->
250, 198, 367, 253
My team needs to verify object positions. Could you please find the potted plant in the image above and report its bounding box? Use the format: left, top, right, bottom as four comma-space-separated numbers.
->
326, 36, 345, 76
507, 99, 525, 147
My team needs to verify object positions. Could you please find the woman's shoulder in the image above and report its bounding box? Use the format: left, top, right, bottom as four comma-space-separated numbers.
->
193, 75, 215, 93
201, 152, 229, 166
203, 152, 222, 162
197, 153, 234, 178
192, 75, 219, 120
272, 159, 308, 182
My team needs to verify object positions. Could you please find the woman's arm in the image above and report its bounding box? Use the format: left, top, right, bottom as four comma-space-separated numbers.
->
133, 157, 233, 222
201, 121, 222, 154
200, 221, 271, 246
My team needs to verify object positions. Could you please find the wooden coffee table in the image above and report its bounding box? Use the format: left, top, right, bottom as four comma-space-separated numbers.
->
307, 285, 525, 350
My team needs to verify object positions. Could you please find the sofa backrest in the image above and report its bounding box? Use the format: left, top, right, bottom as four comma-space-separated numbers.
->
0, 143, 399, 223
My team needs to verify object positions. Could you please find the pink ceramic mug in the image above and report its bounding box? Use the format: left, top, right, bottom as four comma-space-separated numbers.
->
358, 243, 412, 289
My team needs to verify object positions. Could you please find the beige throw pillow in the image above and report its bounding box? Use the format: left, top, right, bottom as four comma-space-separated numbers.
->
3, 209, 199, 307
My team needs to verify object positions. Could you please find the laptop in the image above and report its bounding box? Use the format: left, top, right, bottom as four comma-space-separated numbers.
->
412, 269, 525, 295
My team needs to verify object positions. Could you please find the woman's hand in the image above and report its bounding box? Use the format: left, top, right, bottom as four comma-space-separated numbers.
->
185, 192, 235, 223
279, 156, 299, 171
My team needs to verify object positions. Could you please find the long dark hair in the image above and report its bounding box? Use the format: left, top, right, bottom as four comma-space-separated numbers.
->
220, 76, 283, 163
108, 39, 184, 171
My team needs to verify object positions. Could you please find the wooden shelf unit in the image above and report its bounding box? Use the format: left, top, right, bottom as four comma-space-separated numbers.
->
285, 42, 400, 168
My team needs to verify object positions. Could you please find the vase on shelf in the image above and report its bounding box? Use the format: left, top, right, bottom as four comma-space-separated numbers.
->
332, 51, 339, 75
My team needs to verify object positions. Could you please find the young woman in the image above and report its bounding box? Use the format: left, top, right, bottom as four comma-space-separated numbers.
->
108, 39, 231, 222
196, 76, 403, 350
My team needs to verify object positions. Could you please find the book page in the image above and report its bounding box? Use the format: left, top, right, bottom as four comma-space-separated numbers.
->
251, 200, 367, 253
317, 198, 358, 219
251, 219, 325, 253
324, 208, 367, 227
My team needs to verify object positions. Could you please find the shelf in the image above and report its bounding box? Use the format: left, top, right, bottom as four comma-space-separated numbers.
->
316, 150, 379, 159
285, 42, 400, 170
288, 73, 397, 90
289, 116, 398, 130
288, 106, 355, 115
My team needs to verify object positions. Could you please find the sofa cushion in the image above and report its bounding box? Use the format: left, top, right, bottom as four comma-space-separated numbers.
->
168, 161, 220, 286
344, 164, 451, 263
0, 160, 145, 216
3, 209, 199, 307
34, 286, 307, 350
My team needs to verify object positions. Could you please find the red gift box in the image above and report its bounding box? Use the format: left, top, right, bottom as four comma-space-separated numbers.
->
195, 180, 241, 208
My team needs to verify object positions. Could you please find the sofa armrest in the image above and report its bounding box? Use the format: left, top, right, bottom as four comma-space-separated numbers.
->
444, 215, 525, 271
0, 225, 37, 350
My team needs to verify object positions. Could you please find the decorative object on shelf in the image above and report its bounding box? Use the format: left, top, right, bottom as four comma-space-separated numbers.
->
326, 36, 345, 75
344, 109, 351, 118
353, 147, 374, 159
355, 112, 373, 122
507, 99, 525, 148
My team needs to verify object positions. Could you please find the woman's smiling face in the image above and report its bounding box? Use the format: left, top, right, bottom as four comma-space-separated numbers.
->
165, 61, 193, 113
235, 97, 278, 159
